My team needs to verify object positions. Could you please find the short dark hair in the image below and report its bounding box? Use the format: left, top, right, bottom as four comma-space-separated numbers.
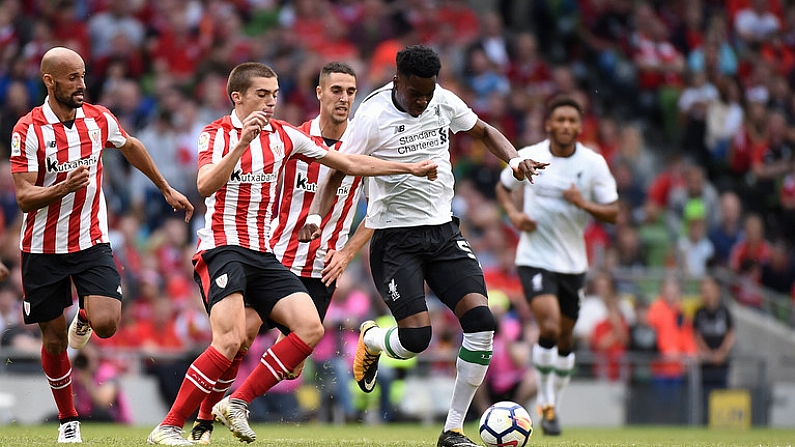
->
227, 62, 277, 102
545, 95, 584, 119
320, 61, 357, 80
396, 45, 441, 79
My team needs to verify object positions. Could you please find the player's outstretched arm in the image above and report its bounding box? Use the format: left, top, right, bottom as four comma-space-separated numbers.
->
466, 119, 548, 182
319, 150, 438, 179
12, 167, 90, 213
118, 136, 194, 222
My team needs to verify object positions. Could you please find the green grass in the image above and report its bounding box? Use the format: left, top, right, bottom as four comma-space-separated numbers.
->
0, 423, 793, 447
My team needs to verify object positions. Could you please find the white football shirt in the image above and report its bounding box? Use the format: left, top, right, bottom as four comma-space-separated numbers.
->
339, 82, 478, 229
500, 139, 618, 274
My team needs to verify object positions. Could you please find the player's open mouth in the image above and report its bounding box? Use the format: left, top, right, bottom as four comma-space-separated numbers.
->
74, 92, 84, 100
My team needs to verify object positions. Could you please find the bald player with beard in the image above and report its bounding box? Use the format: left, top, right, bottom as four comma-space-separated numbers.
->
10, 47, 194, 443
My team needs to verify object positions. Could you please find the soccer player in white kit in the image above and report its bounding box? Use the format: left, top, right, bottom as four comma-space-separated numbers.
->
303, 45, 546, 447
495, 96, 619, 435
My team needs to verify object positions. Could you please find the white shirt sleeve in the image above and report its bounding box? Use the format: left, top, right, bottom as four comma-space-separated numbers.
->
284, 126, 328, 159
443, 88, 479, 134
499, 164, 524, 190
104, 111, 128, 148
590, 154, 619, 204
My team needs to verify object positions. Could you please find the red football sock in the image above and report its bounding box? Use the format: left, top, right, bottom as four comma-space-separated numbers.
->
197, 349, 245, 421
41, 346, 77, 422
161, 346, 232, 428
231, 333, 312, 403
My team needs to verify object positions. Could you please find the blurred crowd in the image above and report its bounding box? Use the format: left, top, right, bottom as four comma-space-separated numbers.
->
0, 0, 793, 423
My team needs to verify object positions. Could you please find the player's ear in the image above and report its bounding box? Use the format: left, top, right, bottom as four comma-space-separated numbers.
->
316, 86, 322, 100
231, 91, 241, 105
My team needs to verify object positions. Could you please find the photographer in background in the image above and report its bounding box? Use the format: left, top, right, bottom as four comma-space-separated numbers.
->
71, 343, 133, 424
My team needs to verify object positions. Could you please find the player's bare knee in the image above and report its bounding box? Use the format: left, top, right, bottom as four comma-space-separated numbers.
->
92, 322, 117, 339
295, 321, 324, 347
43, 338, 67, 355
538, 321, 560, 341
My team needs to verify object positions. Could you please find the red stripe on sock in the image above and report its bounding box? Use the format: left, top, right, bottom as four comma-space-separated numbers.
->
162, 346, 232, 428
231, 333, 312, 403
41, 346, 77, 421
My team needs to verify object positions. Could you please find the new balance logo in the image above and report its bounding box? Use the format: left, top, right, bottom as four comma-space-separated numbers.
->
394, 125, 405, 134
387, 279, 400, 301
47, 141, 57, 148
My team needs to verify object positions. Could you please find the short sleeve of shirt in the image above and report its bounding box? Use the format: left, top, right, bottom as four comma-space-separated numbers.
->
197, 126, 223, 169
284, 125, 328, 160
590, 153, 619, 204
10, 123, 39, 173
102, 109, 128, 148
444, 89, 478, 134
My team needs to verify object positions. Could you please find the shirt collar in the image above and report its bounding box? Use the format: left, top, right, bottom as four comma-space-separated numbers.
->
42, 96, 85, 124
231, 110, 273, 133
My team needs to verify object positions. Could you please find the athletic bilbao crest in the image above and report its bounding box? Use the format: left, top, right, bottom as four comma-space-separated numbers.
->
89, 129, 100, 146
215, 273, 228, 289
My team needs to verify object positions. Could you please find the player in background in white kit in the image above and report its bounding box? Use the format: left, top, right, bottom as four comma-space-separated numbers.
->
495, 95, 618, 435
302, 45, 546, 447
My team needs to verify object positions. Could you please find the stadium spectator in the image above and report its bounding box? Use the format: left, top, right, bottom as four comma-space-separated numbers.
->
759, 240, 795, 294
9, 47, 193, 443
589, 271, 630, 381
708, 191, 745, 267
676, 200, 716, 278
647, 276, 698, 381
729, 213, 772, 275
71, 342, 134, 424
693, 274, 736, 424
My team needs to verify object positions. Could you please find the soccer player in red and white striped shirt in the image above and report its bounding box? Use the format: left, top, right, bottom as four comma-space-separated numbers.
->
148, 62, 437, 445
10, 47, 194, 444
189, 61, 371, 443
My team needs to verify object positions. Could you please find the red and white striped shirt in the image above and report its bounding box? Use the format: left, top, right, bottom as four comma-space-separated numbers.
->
10, 98, 127, 254
195, 112, 328, 253
270, 117, 364, 278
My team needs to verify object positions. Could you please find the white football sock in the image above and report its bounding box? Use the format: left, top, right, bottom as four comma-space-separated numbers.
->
552, 352, 575, 408
444, 331, 493, 433
532, 343, 556, 408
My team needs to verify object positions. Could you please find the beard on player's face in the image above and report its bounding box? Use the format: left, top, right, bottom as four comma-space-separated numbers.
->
53, 82, 84, 109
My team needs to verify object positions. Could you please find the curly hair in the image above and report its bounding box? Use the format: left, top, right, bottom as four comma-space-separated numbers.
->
396, 45, 441, 79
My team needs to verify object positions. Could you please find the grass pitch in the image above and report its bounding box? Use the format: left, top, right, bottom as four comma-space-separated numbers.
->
0, 422, 793, 447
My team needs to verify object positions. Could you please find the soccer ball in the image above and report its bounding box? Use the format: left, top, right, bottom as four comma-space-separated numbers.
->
479, 401, 533, 447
